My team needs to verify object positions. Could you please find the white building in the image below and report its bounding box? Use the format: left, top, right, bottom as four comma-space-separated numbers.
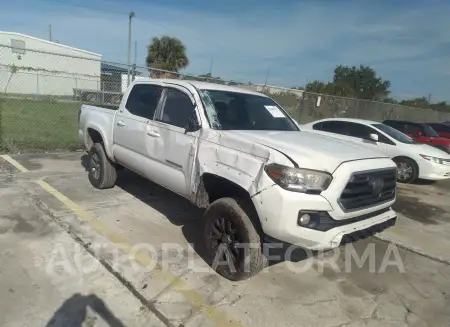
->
0, 31, 101, 96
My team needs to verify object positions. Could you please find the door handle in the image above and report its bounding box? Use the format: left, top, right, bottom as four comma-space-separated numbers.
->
116, 121, 126, 127
147, 130, 160, 138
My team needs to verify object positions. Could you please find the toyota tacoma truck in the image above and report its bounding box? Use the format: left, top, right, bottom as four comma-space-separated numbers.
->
78, 79, 397, 281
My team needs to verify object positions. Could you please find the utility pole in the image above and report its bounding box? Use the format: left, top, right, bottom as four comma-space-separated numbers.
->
264, 67, 270, 87
134, 40, 137, 65
49, 24, 52, 42
127, 11, 135, 87
132, 40, 137, 82
208, 56, 213, 76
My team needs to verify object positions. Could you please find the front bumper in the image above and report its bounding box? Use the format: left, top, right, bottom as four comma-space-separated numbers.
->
418, 160, 450, 180
252, 158, 397, 250
340, 217, 396, 245
252, 184, 397, 250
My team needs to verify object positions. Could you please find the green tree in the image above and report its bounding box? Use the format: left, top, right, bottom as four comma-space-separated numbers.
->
430, 101, 450, 113
383, 97, 399, 104
399, 97, 430, 108
333, 65, 391, 100
398, 97, 450, 113
146, 36, 189, 73
305, 80, 328, 93
305, 65, 391, 100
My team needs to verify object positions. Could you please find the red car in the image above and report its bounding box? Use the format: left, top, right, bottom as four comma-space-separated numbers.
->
382, 120, 450, 153
427, 123, 450, 139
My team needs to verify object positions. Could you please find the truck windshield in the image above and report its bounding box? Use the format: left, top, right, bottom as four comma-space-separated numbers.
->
372, 123, 416, 144
199, 89, 299, 131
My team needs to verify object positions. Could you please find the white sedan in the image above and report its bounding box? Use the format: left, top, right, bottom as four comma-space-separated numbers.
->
301, 118, 450, 183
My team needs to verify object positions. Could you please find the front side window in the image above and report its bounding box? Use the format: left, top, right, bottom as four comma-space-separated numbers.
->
159, 89, 194, 128
125, 84, 162, 119
199, 89, 298, 131
372, 123, 416, 144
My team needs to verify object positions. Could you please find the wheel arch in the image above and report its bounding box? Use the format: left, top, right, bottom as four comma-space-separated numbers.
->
194, 173, 262, 231
393, 155, 419, 176
85, 124, 115, 161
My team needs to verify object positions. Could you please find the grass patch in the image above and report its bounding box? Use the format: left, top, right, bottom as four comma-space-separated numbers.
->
0, 97, 81, 152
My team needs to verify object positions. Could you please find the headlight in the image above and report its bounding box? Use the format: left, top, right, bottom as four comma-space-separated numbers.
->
420, 154, 444, 164
264, 163, 332, 193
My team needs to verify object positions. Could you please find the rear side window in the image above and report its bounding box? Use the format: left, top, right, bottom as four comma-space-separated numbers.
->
125, 84, 163, 119
312, 122, 322, 130
429, 123, 450, 133
346, 122, 373, 138
319, 121, 348, 135
159, 89, 194, 128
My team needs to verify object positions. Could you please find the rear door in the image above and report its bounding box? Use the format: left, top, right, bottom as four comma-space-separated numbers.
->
112, 83, 163, 176
145, 86, 200, 197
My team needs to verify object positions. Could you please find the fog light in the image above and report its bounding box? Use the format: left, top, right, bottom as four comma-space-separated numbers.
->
298, 213, 311, 225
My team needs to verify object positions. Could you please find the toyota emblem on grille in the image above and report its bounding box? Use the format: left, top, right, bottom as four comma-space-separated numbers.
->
370, 177, 384, 197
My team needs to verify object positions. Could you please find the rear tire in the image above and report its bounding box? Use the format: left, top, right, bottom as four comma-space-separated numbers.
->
88, 143, 117, 189
204, 197, 267, 281
394, 157, 418, 183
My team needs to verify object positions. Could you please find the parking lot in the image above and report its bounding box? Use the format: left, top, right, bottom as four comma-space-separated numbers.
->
1, 152, 450, 327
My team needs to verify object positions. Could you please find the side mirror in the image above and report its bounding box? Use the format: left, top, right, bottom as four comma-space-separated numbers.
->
417, 131, 423, 137
369, 133, 379, 142
185, 110, 201, 133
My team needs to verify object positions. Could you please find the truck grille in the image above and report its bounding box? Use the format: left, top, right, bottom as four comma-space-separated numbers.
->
338, 168, 396, 211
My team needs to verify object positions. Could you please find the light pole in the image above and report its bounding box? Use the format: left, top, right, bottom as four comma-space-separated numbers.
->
127, 11, 135, 87
264, 67, 270, 87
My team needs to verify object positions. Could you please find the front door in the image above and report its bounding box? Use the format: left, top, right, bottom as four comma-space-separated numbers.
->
145, 86, 199, 197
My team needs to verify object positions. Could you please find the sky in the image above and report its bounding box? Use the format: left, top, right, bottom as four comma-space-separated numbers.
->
1, 0, 450, 101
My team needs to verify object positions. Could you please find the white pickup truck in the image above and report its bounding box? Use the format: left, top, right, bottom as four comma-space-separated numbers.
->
78, 79, 397, 280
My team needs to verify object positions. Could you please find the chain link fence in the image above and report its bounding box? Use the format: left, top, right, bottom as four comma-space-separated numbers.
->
1, 43, 449, 152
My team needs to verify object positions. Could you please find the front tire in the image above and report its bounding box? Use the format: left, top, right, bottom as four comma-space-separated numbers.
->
88, 143, 117, 189
394, 157, 418, 183
204, 198, 266, 281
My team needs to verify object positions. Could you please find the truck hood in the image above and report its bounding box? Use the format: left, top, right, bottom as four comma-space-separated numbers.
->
227, 130, 388, 173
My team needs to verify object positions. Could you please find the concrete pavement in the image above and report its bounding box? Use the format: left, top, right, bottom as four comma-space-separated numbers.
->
1, 152, 450, 327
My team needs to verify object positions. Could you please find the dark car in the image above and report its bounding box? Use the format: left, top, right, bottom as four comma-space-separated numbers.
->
426, 123, 450, 139
382, 120, 450, 153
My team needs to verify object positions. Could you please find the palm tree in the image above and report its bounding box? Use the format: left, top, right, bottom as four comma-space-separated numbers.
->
146, 36, 189, 77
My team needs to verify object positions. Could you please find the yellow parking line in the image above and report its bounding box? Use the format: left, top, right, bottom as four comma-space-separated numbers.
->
1, 154, 244, 327
1, 154, 29, 172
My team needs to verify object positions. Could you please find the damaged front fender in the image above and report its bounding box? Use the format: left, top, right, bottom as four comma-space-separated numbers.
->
191, 130, 295, 206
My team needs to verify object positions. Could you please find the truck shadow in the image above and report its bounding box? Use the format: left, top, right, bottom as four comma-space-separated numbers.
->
81, 156, 311, 269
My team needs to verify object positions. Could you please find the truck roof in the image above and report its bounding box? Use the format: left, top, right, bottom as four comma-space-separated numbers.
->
135, 78, 266, 97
